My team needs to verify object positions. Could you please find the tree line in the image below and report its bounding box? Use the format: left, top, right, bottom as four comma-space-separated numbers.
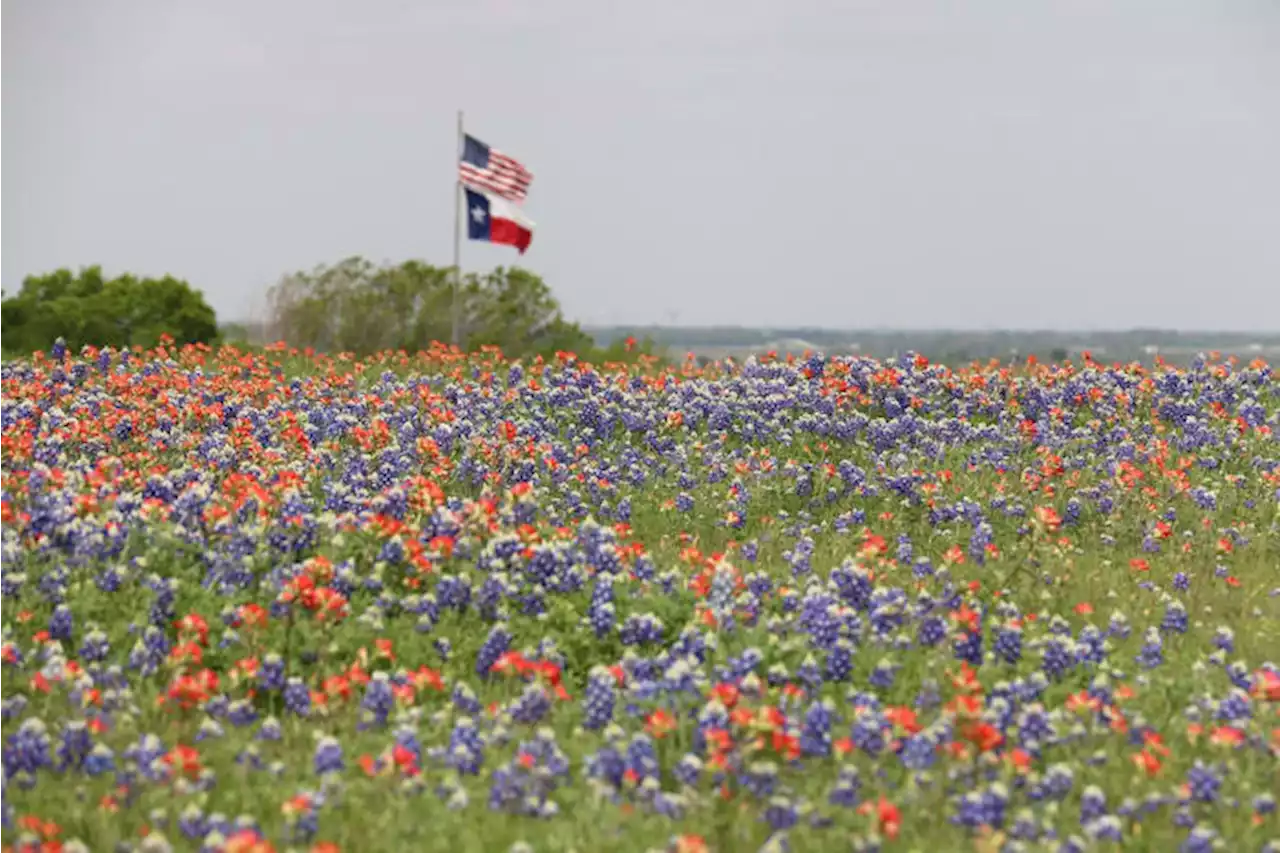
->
2, 259, 653, 362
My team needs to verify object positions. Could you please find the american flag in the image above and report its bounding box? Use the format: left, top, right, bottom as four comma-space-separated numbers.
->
458, 133, 533, 203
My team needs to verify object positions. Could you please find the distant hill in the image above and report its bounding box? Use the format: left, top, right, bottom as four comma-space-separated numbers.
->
585, 326, 1280, 366
220, 319, 1280, 367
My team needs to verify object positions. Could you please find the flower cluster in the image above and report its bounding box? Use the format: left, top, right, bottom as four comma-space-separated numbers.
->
1, 342, 1278, 851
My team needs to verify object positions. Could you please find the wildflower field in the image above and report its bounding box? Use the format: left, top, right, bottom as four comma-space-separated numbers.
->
2, 341, 1278, 853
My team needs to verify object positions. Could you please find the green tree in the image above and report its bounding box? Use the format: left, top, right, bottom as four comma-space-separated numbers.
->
464, 266, 596, 358
266, 258, 607, 360
2, 266, 219, 355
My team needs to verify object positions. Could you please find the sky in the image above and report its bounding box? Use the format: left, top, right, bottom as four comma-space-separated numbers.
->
4, 1, 1279, 331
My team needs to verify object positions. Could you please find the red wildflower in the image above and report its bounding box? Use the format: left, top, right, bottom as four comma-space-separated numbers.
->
18, 815, 60, 840
1253, 669, 1280, 702
174, 613, 209, 645
162, 744, 202, 779
857, 796, 902, 841
1210, 726, 1246, 747
223, 829, 276, 853
1006, 748, 1032, 774
962, 721, 1005, 752
768, 729, 800, 760
711, 682, 740, 709
884, 705, 922, 735
646, 709, 676, 738
674, 835, 708, 853
1132, 749, 1162, 777
1034, 505, 1062, 531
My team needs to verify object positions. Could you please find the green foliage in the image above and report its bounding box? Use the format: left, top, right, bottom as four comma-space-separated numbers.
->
1, 266, 219, 355
266, 257, 660, 362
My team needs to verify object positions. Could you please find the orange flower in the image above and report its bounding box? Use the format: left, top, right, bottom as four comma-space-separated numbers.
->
168, 641, 204, 667
674, 835, 708, 853
646, 709, 676, 739
411, 666, 444, 692
946, 694, 983, 719
282, 794, 314, 816
174, 613, 210, 645
1210, 726, 1246, 747
18, 816, 60, 840
962, 721, 1005, 752
711, 682, 740, 708
1034, 505, 1062, 531
224, 830, 277, 853
162, 744, 202, 779
950, 604, 981, 632
949, 661, 983, 695
1252, 669, 1280, 702
770, 730, 800, 760
857, 796, 901, 840
1132, 749, 1162, 777
885, 705, 922, 735
1006, 748, 1032, 774
1141, 731, 1170, 756
1051, 687, 1092, 713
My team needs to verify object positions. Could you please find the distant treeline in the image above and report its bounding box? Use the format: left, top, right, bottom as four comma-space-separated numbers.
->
584, 326, 1280, 367
220, 318, 1280, 367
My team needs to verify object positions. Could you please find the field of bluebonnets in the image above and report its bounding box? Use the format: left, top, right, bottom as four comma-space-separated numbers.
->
2, 338, 1278, 853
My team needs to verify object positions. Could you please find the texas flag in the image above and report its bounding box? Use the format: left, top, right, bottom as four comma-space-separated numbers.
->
465, 187, 534, 254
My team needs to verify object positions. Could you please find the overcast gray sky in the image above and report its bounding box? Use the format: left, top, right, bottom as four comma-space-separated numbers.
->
4, 1, 1279, 330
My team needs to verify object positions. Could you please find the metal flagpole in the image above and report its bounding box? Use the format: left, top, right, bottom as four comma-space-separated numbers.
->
451, 109, 464, 349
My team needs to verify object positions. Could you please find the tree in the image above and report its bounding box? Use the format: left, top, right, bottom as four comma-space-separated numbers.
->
265, 257, 601, 359
464, 266, 597, 357
1, 266, 219, 355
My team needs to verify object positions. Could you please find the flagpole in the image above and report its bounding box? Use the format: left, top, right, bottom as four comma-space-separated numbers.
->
451, 109, 464, 349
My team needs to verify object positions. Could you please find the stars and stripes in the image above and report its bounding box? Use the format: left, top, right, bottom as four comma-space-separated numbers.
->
458, 134, 533, 203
